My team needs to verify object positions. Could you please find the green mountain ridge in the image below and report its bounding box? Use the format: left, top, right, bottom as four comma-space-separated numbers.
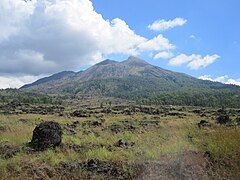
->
20, 56, 240, 107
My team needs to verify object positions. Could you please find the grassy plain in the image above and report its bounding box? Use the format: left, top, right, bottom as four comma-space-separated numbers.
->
0, 102, 239, 179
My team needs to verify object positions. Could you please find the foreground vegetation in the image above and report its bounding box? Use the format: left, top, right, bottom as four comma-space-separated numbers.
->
0, 98, 240, 179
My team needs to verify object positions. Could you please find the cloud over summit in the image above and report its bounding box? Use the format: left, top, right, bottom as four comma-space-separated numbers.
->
0, 0, 221, 88
1, 0, 174, 77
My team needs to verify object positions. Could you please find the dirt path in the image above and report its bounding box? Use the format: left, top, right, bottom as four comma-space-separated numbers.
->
135, 120, 211, 180
135, 151, 210, 180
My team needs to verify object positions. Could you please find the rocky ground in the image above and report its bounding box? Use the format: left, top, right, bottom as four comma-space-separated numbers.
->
0, 101, 240, 179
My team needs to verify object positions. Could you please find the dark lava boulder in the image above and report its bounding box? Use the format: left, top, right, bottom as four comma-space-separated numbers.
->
216, 114, 230, 124
30, 121, 62, 151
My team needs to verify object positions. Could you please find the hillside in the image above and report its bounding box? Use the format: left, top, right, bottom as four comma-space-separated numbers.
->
20, 56, 240, 107
21, 71, 76, 89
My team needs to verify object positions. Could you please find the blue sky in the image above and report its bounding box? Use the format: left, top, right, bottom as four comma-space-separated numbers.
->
0, 0, 239, 88
92, 0, 240, 82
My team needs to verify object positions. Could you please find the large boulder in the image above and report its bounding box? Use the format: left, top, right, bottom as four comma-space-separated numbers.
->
30, 121, 62, 151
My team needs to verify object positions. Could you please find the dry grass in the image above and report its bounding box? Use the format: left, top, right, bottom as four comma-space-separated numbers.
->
0, 107, 240, 179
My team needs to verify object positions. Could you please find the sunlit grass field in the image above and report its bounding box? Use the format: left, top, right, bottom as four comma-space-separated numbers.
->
0, 106, 239, 179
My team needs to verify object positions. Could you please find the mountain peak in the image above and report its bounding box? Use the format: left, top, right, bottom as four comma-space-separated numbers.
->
123, 56, 149, 66
96, 59, 117, 66
127, 56, 147, 62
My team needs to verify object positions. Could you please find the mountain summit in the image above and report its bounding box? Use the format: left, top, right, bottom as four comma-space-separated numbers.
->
124, 56, 150, 65
21, 56, 240, 107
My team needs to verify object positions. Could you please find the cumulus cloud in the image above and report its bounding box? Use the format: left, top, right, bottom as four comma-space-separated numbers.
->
138, 34, 175, 51
0, 0, 177, 79
0, 0, 159, 76
187, 54, 220, 70
0, 0, 181, 88
199, 75, 240, 86
153, 51, 173, 59
0, 0, 35, 42
0, 0, 219, 89
227, 79, 240, 86
169, 54, 196, 66
169, 54, 220, 69
148, 18, 187, 31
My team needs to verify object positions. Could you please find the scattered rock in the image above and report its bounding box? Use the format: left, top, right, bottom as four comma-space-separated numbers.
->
108, 123, 137, 134
198, 120, 210, 128
0, 125, 8, 132
236, 116, 240, 125
21, 105, 64, 115
116, 139, 128, 148
67, 121, 79, 128
192, 109, 201, 114
139, 120, 160, 127
83, 129, 92, 135
64, 128, 77, 136
216, 114, 230, 124
200, 113, 207, 117
91, 121, 102, 127
101, 108, 112, 114
68, 143, 83, 153
108, 124, 123, 134
115, 139, 135, 148
70, 110, 90, 117
0, 141, 20, 159
30, 121, 62, 151
87, 158, 100, 169
82, 121, 102, 128
167, 112, 186, 116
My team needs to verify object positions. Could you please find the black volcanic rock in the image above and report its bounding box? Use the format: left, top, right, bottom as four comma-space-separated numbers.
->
30, 121, 62, 151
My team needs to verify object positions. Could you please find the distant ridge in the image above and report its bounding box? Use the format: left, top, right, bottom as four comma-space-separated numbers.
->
21, 56, 240, 107
21, 71, 76, 89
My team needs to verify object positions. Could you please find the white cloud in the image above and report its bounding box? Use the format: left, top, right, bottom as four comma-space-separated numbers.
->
199, 75, 228, 82
0, 0, 36, 42
0, 75, 43, 89
138, 34, 175, 51
154, 51, 173, 59
169, 54, 197, 66
0, 0, 148, 75
0, 0, 180, 88
198, 75, 213, 81
188, 54, 220, 70
199, 75, 240, 86
148, 18, 187, 31
0, 0, 220, 89
214, 75, 229, 82
169, 54, 220, 69
226, 79, 240, 86
0, 0, 175, 75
